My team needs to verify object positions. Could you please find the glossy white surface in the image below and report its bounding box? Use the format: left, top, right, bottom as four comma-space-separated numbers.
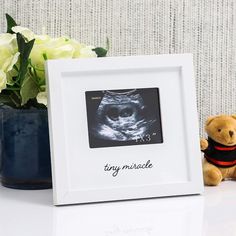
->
0, 181, 235, 236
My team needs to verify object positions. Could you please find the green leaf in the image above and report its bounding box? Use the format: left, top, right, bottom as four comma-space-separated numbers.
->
10, 92, 21, 107
92, 47, 108, 57
0, 91, 21, 108
0, 94, 15, 106
6, 13, 17, 34
20, 74, 40, 106
92, 38, 109, 57
16, 33, 35, 85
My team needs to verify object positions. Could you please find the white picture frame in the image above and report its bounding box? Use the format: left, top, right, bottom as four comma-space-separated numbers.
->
46, 54, 204, 205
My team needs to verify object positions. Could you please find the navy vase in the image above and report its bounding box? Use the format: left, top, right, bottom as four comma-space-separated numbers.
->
0, 108, 52, 190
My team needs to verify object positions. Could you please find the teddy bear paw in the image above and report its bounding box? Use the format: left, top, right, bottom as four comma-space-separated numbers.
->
203, 168, 222, 186
200, 139, 208, 151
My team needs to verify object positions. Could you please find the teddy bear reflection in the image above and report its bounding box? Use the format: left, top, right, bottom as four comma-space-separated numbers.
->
91, 90, 156, 141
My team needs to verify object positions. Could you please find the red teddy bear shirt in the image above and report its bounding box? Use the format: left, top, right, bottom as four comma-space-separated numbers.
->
202, 137, 236, 168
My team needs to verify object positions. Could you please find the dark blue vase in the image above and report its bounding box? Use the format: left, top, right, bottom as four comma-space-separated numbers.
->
0, 108, 52, 190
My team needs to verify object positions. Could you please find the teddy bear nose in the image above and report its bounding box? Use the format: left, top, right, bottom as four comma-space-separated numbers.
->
229, 130, 234, 137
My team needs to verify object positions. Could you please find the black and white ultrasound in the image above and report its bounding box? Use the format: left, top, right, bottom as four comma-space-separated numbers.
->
85, 88, 163, 148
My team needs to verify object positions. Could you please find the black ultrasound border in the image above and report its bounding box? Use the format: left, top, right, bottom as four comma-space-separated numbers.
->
85, 87, 163, 148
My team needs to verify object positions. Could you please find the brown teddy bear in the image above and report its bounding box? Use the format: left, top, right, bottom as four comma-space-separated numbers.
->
201, 115, 236, 186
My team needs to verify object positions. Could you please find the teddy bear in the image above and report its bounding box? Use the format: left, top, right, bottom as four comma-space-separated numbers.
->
201, 115, 236, 186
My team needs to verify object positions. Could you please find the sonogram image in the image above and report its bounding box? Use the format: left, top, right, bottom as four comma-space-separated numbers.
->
85, 88, 163, 148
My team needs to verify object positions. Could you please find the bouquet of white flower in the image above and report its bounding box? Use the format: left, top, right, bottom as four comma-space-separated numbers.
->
0, 14, 108, 108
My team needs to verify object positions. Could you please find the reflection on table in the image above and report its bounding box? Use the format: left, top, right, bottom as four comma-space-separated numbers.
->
0, 185, 204, 236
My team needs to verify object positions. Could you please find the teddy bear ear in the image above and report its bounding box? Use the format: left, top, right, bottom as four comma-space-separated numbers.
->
206, 116, 216, 126
231, 115, 236, 120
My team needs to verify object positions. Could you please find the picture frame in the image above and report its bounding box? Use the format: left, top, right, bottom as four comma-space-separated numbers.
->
46, 54, 204, 205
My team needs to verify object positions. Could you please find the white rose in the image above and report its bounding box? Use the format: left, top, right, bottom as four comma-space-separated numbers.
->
64, 39, 97, 58
0, 70, 7, 92
0, 33, 20, 87
36, 91, 47, 106
78, 45, 97, 58
66, 39, 84, 58
0, 33, 17, 48
30, 37, 75, 82
12, 26, 35, 41
28, 35, 52, 79
45, 37, 75, 59
34, 34, 51, 44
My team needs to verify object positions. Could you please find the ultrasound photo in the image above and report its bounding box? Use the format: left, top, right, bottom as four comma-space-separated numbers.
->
85, 88, 163, 148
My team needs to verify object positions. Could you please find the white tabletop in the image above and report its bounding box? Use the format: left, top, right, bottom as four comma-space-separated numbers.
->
0, 181, 235, 236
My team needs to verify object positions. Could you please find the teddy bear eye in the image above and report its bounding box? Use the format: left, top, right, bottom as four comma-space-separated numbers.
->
218, 129, 221, 132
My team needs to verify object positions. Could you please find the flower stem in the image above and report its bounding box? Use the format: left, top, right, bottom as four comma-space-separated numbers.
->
5, 87, 20, 91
